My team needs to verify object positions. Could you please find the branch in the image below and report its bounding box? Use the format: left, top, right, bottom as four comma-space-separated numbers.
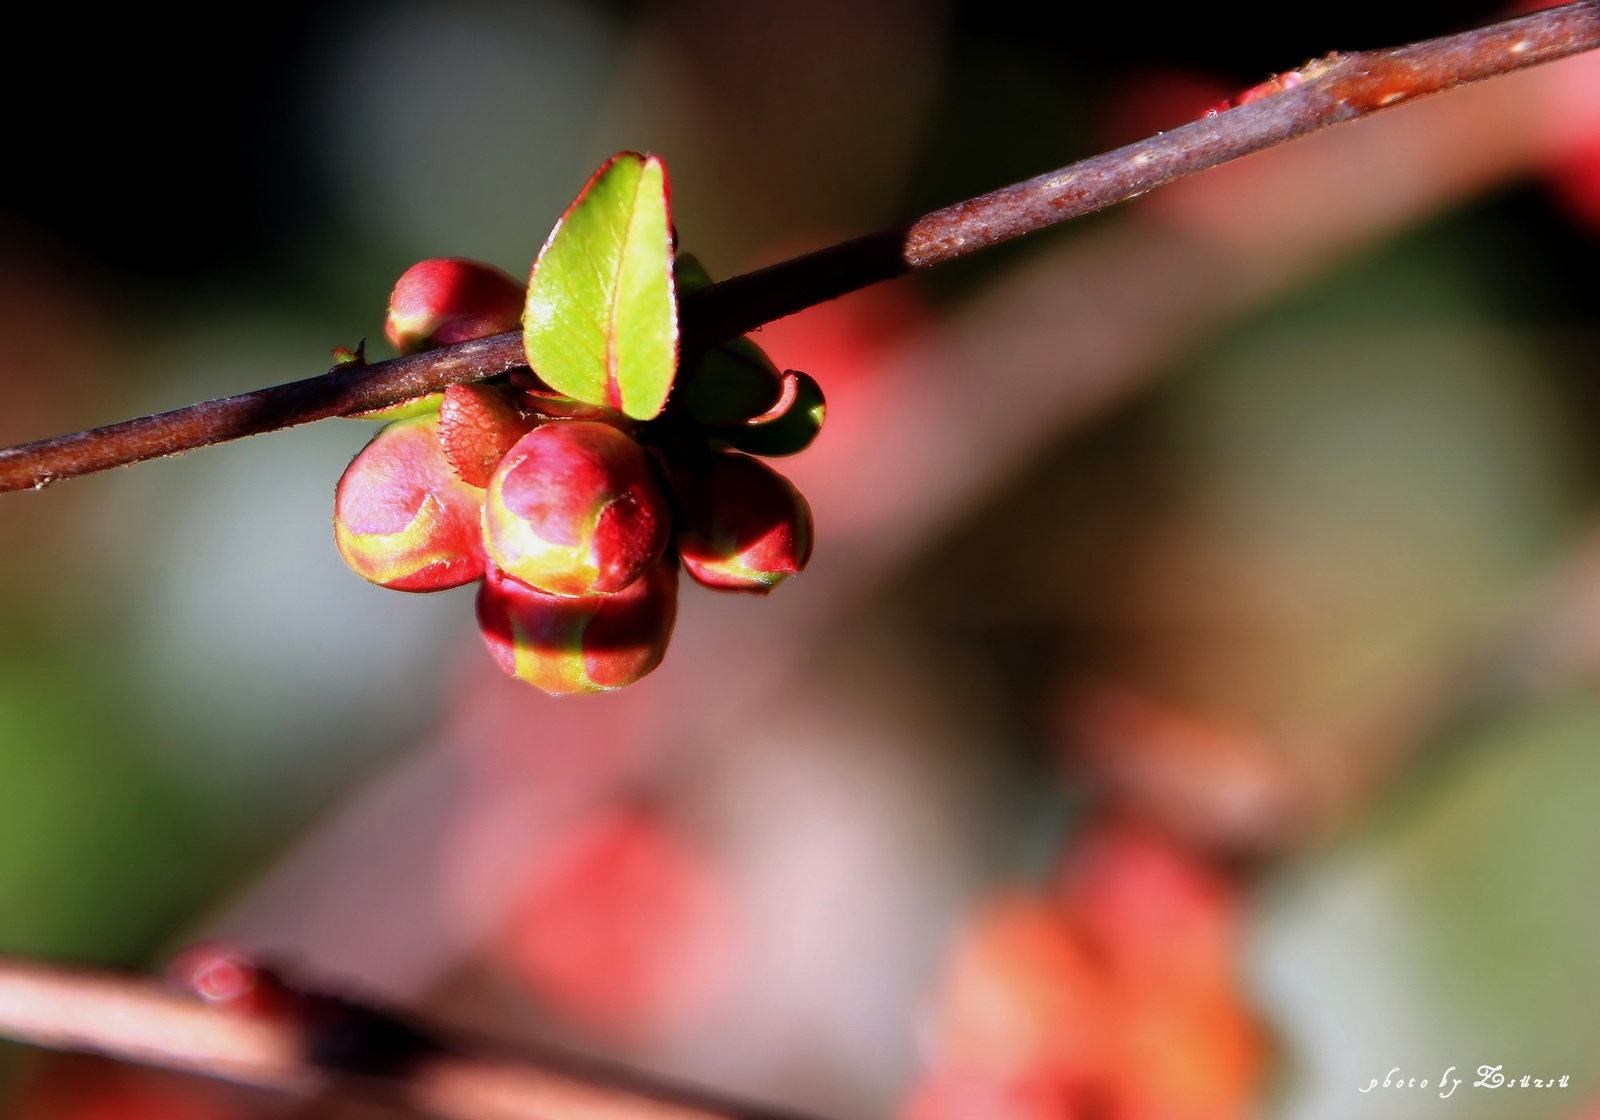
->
0, 956, 819, 1120
1, 1, 1596, 495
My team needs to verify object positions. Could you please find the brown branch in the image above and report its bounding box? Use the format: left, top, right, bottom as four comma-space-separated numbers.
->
2, 1, 1597, 495
0, 956, 819, 1120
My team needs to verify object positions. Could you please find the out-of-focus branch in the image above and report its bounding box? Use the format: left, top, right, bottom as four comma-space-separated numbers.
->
0, 959, 307, 1093
0, 957, 814, 1120
0, 2, 1595, 495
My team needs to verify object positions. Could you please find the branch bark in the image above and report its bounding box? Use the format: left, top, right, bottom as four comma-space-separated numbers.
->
0, 2, 1595, 495
0, 957, 816, 1120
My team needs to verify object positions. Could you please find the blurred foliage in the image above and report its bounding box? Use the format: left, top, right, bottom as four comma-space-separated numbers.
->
902, 193, 1596, 751
0, 636, 235, 963
1256, 691, 1600, 1119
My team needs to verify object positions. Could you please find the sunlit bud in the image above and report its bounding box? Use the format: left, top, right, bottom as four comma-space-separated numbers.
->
475, 555, 678, 695
385, 258, 525, 355
334, 413, 486, 592
438, 383, 533, 488
483, 421, 670, 597
1205, 67, 1305, 115
168, 941, 260, 1005
165, 942, 300, 1022
676, 452, 813, 594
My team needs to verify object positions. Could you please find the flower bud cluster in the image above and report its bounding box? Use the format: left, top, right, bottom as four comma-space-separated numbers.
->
334, 257, 819, 695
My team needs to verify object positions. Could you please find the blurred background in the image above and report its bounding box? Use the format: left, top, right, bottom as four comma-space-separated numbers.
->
1, 1, 1599, 1117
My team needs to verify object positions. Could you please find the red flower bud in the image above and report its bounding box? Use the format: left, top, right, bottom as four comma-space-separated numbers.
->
676, 453, 813, 594
438, 383, 533, 488
475, 556, 679, 694
385, 258, 525, 356
334, 413, 486, 591
483, 421, 671, 598
166, 941, 302, 1022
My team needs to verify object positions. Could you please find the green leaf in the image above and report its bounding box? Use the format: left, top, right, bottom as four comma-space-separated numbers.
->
523, 152, 678, 420
685, 336, 783, 425
349, 392, 444, 422
674, 252, 714, 294
717, 370, 826, 457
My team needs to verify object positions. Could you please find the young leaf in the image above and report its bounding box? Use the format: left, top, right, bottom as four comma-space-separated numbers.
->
685, 337, 784, 426
716, 370, 826, 457
673, 252, 714, 294
523, 152, 678, 420
349, 392, 444, 422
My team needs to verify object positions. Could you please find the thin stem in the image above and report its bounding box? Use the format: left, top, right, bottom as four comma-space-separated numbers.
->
1, 1, 1596, 495
0, 957, 816, 1120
